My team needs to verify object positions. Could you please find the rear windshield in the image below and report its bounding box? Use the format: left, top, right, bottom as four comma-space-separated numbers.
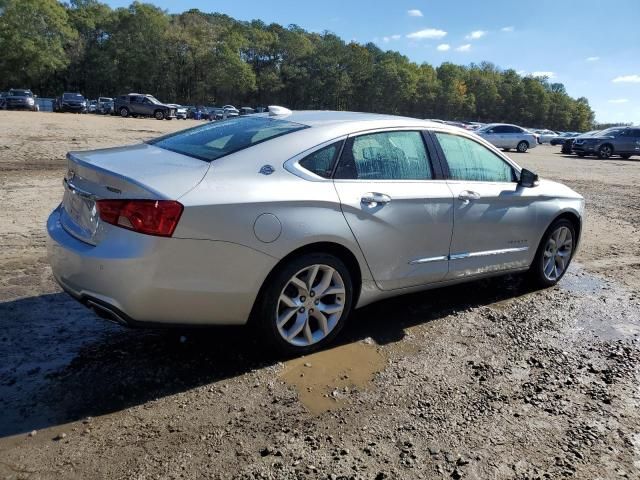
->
10, 90, 32, 97
149, 116, 308, 162
63, 93, 84, 100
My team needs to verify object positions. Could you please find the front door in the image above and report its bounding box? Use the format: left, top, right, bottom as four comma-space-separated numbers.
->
333, 130, 454, 290
431, 131, 537, 279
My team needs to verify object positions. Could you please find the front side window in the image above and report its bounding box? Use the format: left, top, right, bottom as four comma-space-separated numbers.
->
334, 131, 433, 180
435, 132, 515, 182
149, 116, 308, 162
299, 142, 342, 178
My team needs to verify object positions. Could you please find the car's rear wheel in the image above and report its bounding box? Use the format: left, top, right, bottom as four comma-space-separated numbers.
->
255, 253, 353, 355
154, 110, 165, 120
517, 141, 529, 153
598, 144, 613, 159
119, 107, 129, 118
528, 218, 575, 287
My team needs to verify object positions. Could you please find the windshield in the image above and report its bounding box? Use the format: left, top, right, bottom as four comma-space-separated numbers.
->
10, 90, 32, 97
597, 127, 624, 137
146, 96, 162, 105
149, 116, 308, 162
63, 93, 84, 100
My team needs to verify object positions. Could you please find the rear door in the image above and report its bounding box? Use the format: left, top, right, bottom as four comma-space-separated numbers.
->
430, 130, 536, 279
332, 129, 453, 290
618, 128, 640, 155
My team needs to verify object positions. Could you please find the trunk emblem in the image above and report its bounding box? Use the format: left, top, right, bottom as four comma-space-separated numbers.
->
259, 165, 275, 175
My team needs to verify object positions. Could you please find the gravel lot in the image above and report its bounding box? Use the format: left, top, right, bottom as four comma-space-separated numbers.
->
0, 111, 639, 479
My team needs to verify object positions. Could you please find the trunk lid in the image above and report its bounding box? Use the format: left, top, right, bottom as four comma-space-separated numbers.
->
60, 143, 209, 244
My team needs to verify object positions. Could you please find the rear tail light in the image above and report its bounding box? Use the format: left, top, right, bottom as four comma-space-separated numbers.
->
96, 199, 183, 237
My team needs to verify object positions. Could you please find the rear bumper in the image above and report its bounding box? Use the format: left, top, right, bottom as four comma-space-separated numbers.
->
47, 206, 277, 326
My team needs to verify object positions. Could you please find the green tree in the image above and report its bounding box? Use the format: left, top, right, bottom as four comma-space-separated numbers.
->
0, 0, 77, 89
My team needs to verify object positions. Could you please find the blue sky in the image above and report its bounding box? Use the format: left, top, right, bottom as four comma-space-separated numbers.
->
104, 0, 640, 124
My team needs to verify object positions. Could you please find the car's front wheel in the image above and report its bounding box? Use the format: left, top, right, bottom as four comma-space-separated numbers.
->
255, 253, 353, 355
119, 107, 129, 118
154, 110, 165, 120
598, 144, 613, 159
516, 141, 529, 153
528, 218, 575, 287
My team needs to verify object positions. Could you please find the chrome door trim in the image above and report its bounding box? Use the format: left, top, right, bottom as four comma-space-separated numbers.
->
449, 246, 529, 261
408, 255, 448, 265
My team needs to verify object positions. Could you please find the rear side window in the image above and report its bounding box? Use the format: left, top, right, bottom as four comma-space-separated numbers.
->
299, 142, 342, 178
149, 117, 308, 162
435, 132, 515, 182
334, 131, 433, 180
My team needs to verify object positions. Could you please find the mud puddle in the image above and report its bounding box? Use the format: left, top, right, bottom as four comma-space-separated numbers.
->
279, 341, 386, 414
559, 265, 640, 341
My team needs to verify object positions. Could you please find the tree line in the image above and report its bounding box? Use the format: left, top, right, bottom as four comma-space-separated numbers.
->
0, 0, 596, 130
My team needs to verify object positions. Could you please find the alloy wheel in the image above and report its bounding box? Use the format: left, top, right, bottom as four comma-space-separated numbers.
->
276, 264, 346, 347
599, 145, 612, 159
542, 226, 573, 281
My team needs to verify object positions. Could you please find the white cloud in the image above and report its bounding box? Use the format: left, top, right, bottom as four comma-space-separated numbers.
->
465, 30, 487, 40
612, 74, 640, 83
382, 34, 401, 43
436, 43, 450, 51
406, 28, 447, 40
455, 44, 471, 52
501, 26, 514, 32
516, 70, 527, 76
608, 98, 629, 104
532, 71, 556, 79
407, 9, 423, 17
586, 56, 600, 62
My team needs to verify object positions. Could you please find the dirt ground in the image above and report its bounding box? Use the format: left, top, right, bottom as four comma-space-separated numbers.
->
0, 111, 638, 480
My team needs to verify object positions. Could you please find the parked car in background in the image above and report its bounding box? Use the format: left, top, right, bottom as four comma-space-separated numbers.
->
54, 92, 88, 113
240, 107, 255, 115
88, 100, 97, 113
533, 129, 559, 144
115, 93, 176, 120
168, 104, 188, 120
475, 123, 538, 152
222, 105, 240, 116
47, 110, 584, 354
560, 131, 599, 154
572, 126, 640, 159
188, 105, 209, 120
97, 97, 114, 115
550, 132, 580, 146
3, 88, 38, 111
0, 92, 7, 109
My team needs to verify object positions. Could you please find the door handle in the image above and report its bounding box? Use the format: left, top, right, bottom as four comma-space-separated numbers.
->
458, 190, 481, 203
361, 192, 391, 207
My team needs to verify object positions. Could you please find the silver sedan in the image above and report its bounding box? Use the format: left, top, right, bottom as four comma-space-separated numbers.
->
47, 109, 584, 354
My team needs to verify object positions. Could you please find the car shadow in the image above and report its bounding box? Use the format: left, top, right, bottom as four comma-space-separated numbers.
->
0, 273, 537, 438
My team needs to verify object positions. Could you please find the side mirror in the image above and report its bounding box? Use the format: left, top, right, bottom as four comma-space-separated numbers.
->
519, 168, 539, 188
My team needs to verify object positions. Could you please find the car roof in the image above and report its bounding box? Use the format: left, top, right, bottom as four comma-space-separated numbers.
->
267, 110, 445, 130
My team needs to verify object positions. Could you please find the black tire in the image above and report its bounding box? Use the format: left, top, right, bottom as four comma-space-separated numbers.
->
154, 110, 165, 120
516, 141, 529, 153
119, 107, 129, 118
620, 154, 632, 159
253, 252, 354, 356
528, 218, 576, 288
598, 144, 613, 159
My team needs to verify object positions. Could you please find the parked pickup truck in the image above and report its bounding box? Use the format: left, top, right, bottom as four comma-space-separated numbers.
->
114, 93, 176, 120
